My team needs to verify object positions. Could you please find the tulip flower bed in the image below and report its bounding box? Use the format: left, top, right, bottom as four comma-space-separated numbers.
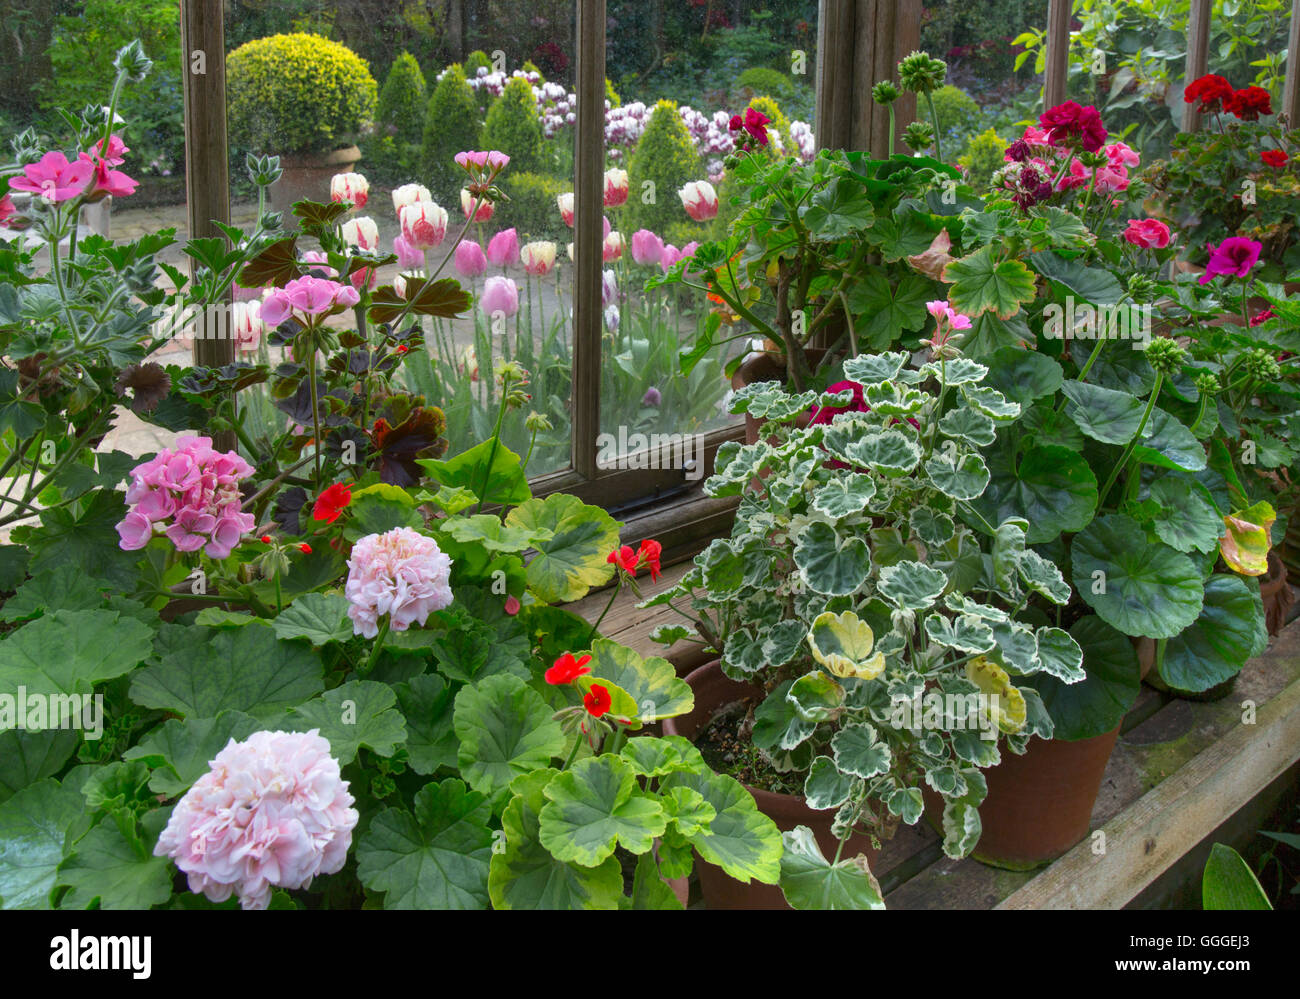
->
0, 37, 1298, 916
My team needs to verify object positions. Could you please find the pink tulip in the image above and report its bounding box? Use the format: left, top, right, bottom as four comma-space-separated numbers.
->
521, 241, 557, 276
679, 180, 718, 222
393, 235, 424, 269
9, 151, 94, 203
480, 275, 519, 319
604, 168, 630, 207
400, 201, 448, 250
631, 229, 665, 267
455, 240, 487, 277
487, 227, 520, 268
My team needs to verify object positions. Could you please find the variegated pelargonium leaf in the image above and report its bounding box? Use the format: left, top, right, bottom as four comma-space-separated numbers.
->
831, 722, 892, 779
966, 656, 1027, 734
944, 592, 1010, 623
910, 506, 955, 546
730, 382, 819, 421
941, 800, 982, 859
768, 451, 820, 508
991, 517, 1029, 591
794, 521, 871, 596
937, 406, 996, 447
752, 681, 818, 752
920, 357, 988, 386
787, 670, 845, 723
923, 452, 990, 500
1220, 500, 1275, 577
992, 619, 1040, 675
812, 475, 878, 519
1017, 548, 1071, 604
924, 613, 996, 654
699, 537, 746, 597
843, 430, 921, 476
779, 826, 885, 910
842, 351, 910, 387
807, 610, 886, 681
1034, 626, 1085, 683
804, 756, 857, 810
877, 560, 948, 612
886, 786, 924, 824
863, 381, 926, 418
962, 384, 1021, 420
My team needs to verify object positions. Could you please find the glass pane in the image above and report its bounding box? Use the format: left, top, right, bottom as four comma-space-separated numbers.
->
600, 1, 819, 476
224, 2, 579, 479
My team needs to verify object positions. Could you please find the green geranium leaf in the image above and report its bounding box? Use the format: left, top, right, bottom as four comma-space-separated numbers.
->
1030, 250, 1123, 304
344, 483, 423, 538
1148, 477, 1222, 555
453, 674, 566, 806
847, 271, 932, 349
394, 674, 459, 775
752, 681, 817, 752
123, 711, 261, 796
910, 507, 955, 546
937, 406, 996, 447
539, 755, 667, 865
620, 735, 706, 779
584, 638, 693, 723
488, 769, 622, 910
794, 521, 872, 596
0, 610, 153, 725
1160, 574, 1266, 693
1071, 514, 1204, 639
887, 786, 924, 824
441, 514, 550, 553
1027, 616, 1139, 741
0, 729, 79, 805
0, 778, 84, 909
778, 826, 885, 909
942, 245, 1037, 319
661, 786, 716, 837
982, 347, 1064, 406
1132, 409, 1207, 472
357, 779, 493, 909
57, 815, 172, 910
129, 624, 324, 720
924, 452, 990, 500
626, 850, 685, 910
505, 494, 620, 603
1061, 380, 1144, 445
272, 592, 354, 645
877, 560, 948, 611
974, 444, 1098, 545
288, 680, 408, 764
831, 722, 892, 779
0, 566, 112, 622
660, 769, 783, 884
419, 440, 531, 507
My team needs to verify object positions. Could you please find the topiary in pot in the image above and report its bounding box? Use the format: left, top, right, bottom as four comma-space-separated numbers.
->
227, 32, 377, 157
624, 99, 705, 237
376, 51, 427, 146
480, 76, 545, 177
421, 63, 482, 202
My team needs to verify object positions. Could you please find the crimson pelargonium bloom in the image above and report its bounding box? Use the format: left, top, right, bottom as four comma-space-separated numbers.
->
1199, 237, 1262, 284
1184, 74, 1234, 113
730, 107, 771, 147
545, 652, 593, 686
8, 151, 93, 203
312, 482, 353, 523
1225, 86, 1272, 121
639, 539, 663, 582
1261, 149, 1289, 169
1039, 101, 1107, 153
607, 545, 640, 573
810, 380, 869, 425
584, 684, 612, 718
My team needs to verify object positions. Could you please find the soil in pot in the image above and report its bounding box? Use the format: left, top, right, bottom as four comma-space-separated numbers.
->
663, 660, 880, 909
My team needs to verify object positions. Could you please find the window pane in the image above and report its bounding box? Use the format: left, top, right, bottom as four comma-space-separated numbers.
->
599, 1, 819, 478
224, 2, 579, 478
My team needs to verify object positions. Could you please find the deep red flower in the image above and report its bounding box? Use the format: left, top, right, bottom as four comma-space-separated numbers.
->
1184, 74, 1234, 113
261, 534, 272, 543
396, 344, 409, 354
638, 539, 663, 582
730, 108, 771, 146
1250, 309, 1275, 327
546, 651, 593, 685
312, 482, 353, 523
299, 543, 312, 553
607, 545, 639, 574
584, 683, 612, 718
1039, 101, 1107, 153
1225, 86, 1273, 121
1261, 148, 1289, 168
809, 380, 869, 425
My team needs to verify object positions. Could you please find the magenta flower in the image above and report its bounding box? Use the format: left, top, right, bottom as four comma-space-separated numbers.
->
90, 134, 129, 167
481, 275, 519, 318
454, 240, 487, 277
487, 227, 520, 268
631, 229, 665, 267
1039, 101, 1107, 153
1199, 237, 1262, 284
8, 151, 93, 203
154, 729, 358, 910
0, 194, 15, 228
810, 380, 869, 425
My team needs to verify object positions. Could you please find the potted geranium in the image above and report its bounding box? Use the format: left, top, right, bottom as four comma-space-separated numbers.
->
654, 329, 1084, 906
227, 33, 379, 214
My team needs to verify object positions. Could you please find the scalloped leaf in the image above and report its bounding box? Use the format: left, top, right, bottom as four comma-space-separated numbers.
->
778, 826, 884, 909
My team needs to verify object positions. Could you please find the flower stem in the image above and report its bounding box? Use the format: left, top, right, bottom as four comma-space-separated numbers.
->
363, 617, 391, 674
587, 578, 622, 645
1098, 371, 1164, 508
562, 731, 584, 770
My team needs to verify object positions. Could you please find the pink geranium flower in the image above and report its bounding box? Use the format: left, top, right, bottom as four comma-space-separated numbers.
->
345, 527, 454, 637
8, 151, 94, 203
1199, 237, 1262, 284
1123, 219, 1172, 249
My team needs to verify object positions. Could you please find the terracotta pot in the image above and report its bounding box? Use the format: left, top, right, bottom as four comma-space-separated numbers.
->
1260, 550, 1293, 637
731, 348, 827, 445
662, 659, 878, 909
270, 145, 362, 220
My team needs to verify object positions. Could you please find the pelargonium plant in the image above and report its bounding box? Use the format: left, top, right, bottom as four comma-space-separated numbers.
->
654, 341, 1084, 905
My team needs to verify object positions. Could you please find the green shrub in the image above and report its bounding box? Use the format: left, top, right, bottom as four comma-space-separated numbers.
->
958, 127, 1010, 192
376, 51, 427, 145
480, 76, 545, 177
227, 33, 377, 155
605, 78, 622, 108
625, 99, 706, 236
464, 50, 493, 77
736, 67, 792, 98
929, 85, 980, 134
501, 171, 570, 242
421, 64, 481, 201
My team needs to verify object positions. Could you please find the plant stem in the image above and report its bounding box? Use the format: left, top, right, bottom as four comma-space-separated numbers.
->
474, 382, 511, 515
306, 336, 322, 490
362, 617, 391, 674
1098, 371, 1164, 508
925, 92, 944, 163
561, 731, 584, 770
587, 579, 622, 644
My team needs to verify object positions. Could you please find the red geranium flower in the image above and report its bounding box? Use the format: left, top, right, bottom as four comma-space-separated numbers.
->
730, 108, 771, 147
1250, 309, 1275, 327
584, 683, 612, 718
312, 482, 353, 523
1039, 101, 1107, 153
1225, 86, 1273, 121
1184, 74, 1234, 113
607, 545, 639, 574
638, 539, 663, 582
809, 380, 869, 425
545, 652, 592, 685
299, 543, 312, 553
1261, 149, 1289, 168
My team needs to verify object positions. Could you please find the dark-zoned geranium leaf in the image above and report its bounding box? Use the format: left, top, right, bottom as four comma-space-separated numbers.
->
369, 277, 472, 324
372, 407, 449, 486
237, 236, 301, 288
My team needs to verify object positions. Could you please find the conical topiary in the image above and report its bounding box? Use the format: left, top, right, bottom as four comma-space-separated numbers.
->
377, 51, 427, 145
479, 75, 545, 177
421, 63, 482, 201
624, 99, 705, 237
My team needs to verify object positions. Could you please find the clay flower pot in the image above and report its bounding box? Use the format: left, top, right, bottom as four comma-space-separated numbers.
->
731, 348, 827, 445
1260, 550, 1293, 637
662, 660, 878, 909
270, 145, 362, 221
